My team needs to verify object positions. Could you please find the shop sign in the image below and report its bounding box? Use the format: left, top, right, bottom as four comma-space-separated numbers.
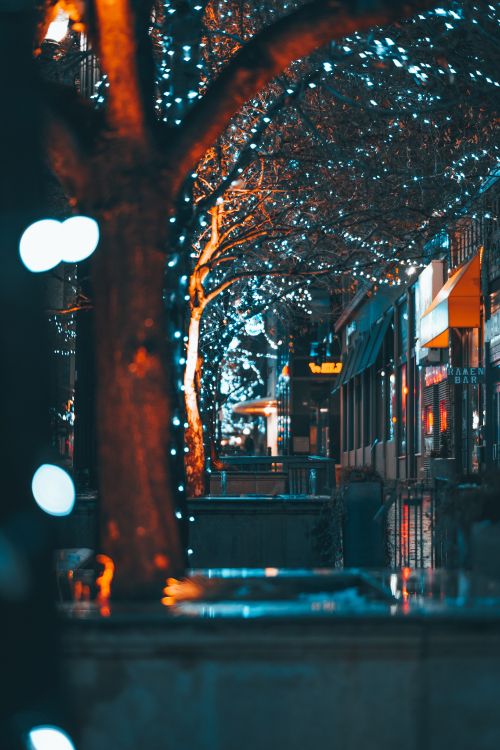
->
447, 366, 485, 385
424, 364, 448, 387
308, 361, 342, 375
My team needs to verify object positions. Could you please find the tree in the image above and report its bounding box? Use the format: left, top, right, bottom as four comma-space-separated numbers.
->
181, 0, 499, 496
183, 142, 335, 495
34, 0, 439, 596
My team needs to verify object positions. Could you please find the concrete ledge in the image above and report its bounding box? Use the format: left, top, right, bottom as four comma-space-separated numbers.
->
62, 611, 500, 750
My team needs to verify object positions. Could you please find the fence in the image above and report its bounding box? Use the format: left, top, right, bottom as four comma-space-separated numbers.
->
209, 455, 335, 497
386, 479, 460, 569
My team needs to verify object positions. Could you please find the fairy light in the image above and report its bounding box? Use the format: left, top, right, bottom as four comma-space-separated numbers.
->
45, 0, 499, 562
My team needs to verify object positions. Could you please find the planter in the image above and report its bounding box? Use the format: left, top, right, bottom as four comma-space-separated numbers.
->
342, 481, 385, 567
60, 570, 500, 750
187, 497, 331, 568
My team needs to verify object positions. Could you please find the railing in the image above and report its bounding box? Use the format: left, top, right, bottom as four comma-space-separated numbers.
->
210, 455, 335, 496
388, 482, 430, 569
386, 478, 462, 569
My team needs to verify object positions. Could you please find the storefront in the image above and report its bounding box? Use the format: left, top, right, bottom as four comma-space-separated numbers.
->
420, 253, 482, 475
486, 290, 500, 467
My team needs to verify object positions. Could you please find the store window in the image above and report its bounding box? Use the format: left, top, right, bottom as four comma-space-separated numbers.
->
414, 362, 421, 454
342, 386, 347, 453
348, 383, 354, 451
398, 300, 408, 356
439, 400, 448, 433
398, 364, 407, 455
424, 405, 434, 435
355, 376, 362, 448
376, 369, 384, 441
363, 370, 371, 446
387, 371, 396, 441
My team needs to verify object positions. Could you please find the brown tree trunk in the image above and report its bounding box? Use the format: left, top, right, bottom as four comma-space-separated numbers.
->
184, 307, 206, 497
92, 165, 185, 597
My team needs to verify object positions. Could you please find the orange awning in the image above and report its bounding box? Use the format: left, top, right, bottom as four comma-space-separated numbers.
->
420, 253, 480, 348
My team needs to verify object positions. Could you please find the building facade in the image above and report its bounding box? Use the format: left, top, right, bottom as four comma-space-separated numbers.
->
336, 170, 500, 482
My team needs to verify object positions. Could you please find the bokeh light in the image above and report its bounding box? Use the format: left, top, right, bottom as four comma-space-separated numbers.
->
27, 726, 76, 750
19, 215, 99, 272
31, 464, 75, 517
45, 12, 69, 43
19, 220, 62, 273
60, 216, 100, 263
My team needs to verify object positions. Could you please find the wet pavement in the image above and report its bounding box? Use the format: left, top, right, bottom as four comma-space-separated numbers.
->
60, 568, 500, 622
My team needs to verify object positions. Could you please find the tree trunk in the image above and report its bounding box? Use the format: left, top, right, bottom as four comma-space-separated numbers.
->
92, 169, 184, 597
184, 306, 206, 497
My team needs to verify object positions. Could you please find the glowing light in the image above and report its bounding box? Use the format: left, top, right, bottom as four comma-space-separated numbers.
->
244, 314, 264, 336
45, 13, 69, 43
31, 464, 75, 517
308, 361, 342, 375
19, 216, 99, 272
60, 216, 100, 262
27, 726, 76, 750
19, 220, 62, 272
265, 567, 279, 577
95, 554, 114, 602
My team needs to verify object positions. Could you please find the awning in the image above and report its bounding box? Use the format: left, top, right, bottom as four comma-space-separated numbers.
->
333, 333, 368, 391
358, 312, 392, 372
420, 253, 480, 348
233, 398, 277, 416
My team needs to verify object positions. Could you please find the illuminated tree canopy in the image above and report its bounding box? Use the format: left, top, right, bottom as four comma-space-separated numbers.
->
32, 0, 499, 593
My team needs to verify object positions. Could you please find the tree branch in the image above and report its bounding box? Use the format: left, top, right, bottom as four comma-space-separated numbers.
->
43, 80, 103, 202
93, 0, 150, 140
167, 0, 436, 191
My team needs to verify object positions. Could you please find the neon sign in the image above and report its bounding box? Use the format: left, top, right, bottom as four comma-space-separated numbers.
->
308, 362, 342, 375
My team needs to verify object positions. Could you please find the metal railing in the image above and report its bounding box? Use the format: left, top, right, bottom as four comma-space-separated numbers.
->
211, 455, 335, 496
386, 478, 463, 569
388, 482, 429, 568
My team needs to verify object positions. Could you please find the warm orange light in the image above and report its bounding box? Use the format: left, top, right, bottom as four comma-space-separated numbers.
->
161, 576, 204, 606
264, 567, 279, 577
424, 365, 448, 387
96, 554, 115, 603
439, 400, 448, 432
308, 361, 342, 375
425, 408, 434, 434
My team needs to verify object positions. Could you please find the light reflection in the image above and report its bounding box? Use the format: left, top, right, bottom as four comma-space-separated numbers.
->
264, 567, 279, 577
95, 554, 114, 616
390, 573, 399, 598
